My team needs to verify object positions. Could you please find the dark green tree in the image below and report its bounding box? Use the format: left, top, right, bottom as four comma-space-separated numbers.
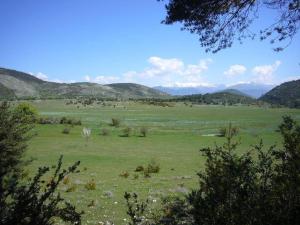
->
159, 0, 300, 52
0, 102, 82, 225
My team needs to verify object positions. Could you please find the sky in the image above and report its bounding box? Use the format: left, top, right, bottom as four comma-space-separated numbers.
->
0, 0, 300, 87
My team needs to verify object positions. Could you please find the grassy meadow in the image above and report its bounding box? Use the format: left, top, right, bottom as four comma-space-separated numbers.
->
21, 100, 300, 225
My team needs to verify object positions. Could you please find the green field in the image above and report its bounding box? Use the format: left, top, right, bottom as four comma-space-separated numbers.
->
23, 100, 300, 225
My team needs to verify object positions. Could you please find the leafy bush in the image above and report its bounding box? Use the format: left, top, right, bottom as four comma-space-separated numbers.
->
85, 179, 96, 190
0, 102, 82, 225
121, 127, 132, 137
111, 118, 120, 127
37, 116, 59, 124
14, 102, 38, 123
145, 159, 160, 174
124, 117, 300, 225
60, 116, 81, 126
120, 171, 130, 178
62, 127, 71, 134
124, 192, 149, 225
139, 127, 148, 137
218, 124, 239, 137
135, 165, 144, 172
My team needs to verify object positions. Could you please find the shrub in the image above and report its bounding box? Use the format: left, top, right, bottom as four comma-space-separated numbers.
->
121, 126, 132, 137
218, 127, 227, 137
111, 118, 120, 127
145, 159, 160, 174
218, 124, 239, 137
143, 170, 151, 178
139, 127, 148, 137
62, 127, 70, 134
60, 116, 81, 126
85, 179, 96, 190
101, 128, 110, 136
37, 116, 59, 124
135, 165, 144, 172
60, 116, 68, 124
14, 102, 38, 123
120, 171, 130, 178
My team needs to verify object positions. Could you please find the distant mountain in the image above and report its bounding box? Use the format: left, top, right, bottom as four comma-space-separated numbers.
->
154, 85, 225, 95
154, 83, 273, 98
226, 83, 275, 98
259, 79, 300, 108
175, 90, 256, 105
0, 68, 169, 99
217, 89, 251, 97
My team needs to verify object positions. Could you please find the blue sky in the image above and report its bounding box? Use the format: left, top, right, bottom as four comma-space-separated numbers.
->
0, 0, 299, 87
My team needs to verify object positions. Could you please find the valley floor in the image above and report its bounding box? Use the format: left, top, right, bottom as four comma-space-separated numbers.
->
22, 100, 300, 225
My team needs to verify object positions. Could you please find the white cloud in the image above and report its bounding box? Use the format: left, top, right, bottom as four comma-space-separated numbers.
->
224, 64, 247, 77
31, 72, 48, 81
252, 60, 281, 83
81, 57, 212, 87
148, 56, 184, 75
52, 79, 64, 83
253, 60, 281, 75
83, 75, 119, 84
169, 82, 215, 88
120, 57, 212, 87
94, 75, 119, 84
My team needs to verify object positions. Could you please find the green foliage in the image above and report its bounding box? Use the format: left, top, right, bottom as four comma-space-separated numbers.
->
60, 116, 82, 125
0, 102, 34, 180
14, 102, 38, 123
175, 92, 256, 105
1, 156, 82, 225
139, 127, 148, 137
62, 127, 71, 134
145, 159, 160, 174
111, 118, 121, 127
124, 192, 149, 225
0, 102, 82, 225
161, 0, 299, 52
260, 79, 300, 108
218, 124, 239, 137
124, 117, 300, 225
135, 165, 144, 172
120, 171, 130, 178
121, 127, 132, 137
85, 179, 96, 190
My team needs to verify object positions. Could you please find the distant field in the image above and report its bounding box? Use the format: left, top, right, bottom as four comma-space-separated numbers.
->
21, 100, 300, 225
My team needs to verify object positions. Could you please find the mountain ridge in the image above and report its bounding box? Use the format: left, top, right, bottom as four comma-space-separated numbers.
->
259, 79, 300, 108
0, 68, 169, 99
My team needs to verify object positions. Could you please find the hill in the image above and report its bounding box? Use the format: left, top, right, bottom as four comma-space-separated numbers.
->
154, 85, 224, 95
259, 79, 300, 108
218, 89, 251, 97
0, 68, 169, 99
154, 83, 273, 98
175, 91, 256, 105
227, 83, 274, 98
